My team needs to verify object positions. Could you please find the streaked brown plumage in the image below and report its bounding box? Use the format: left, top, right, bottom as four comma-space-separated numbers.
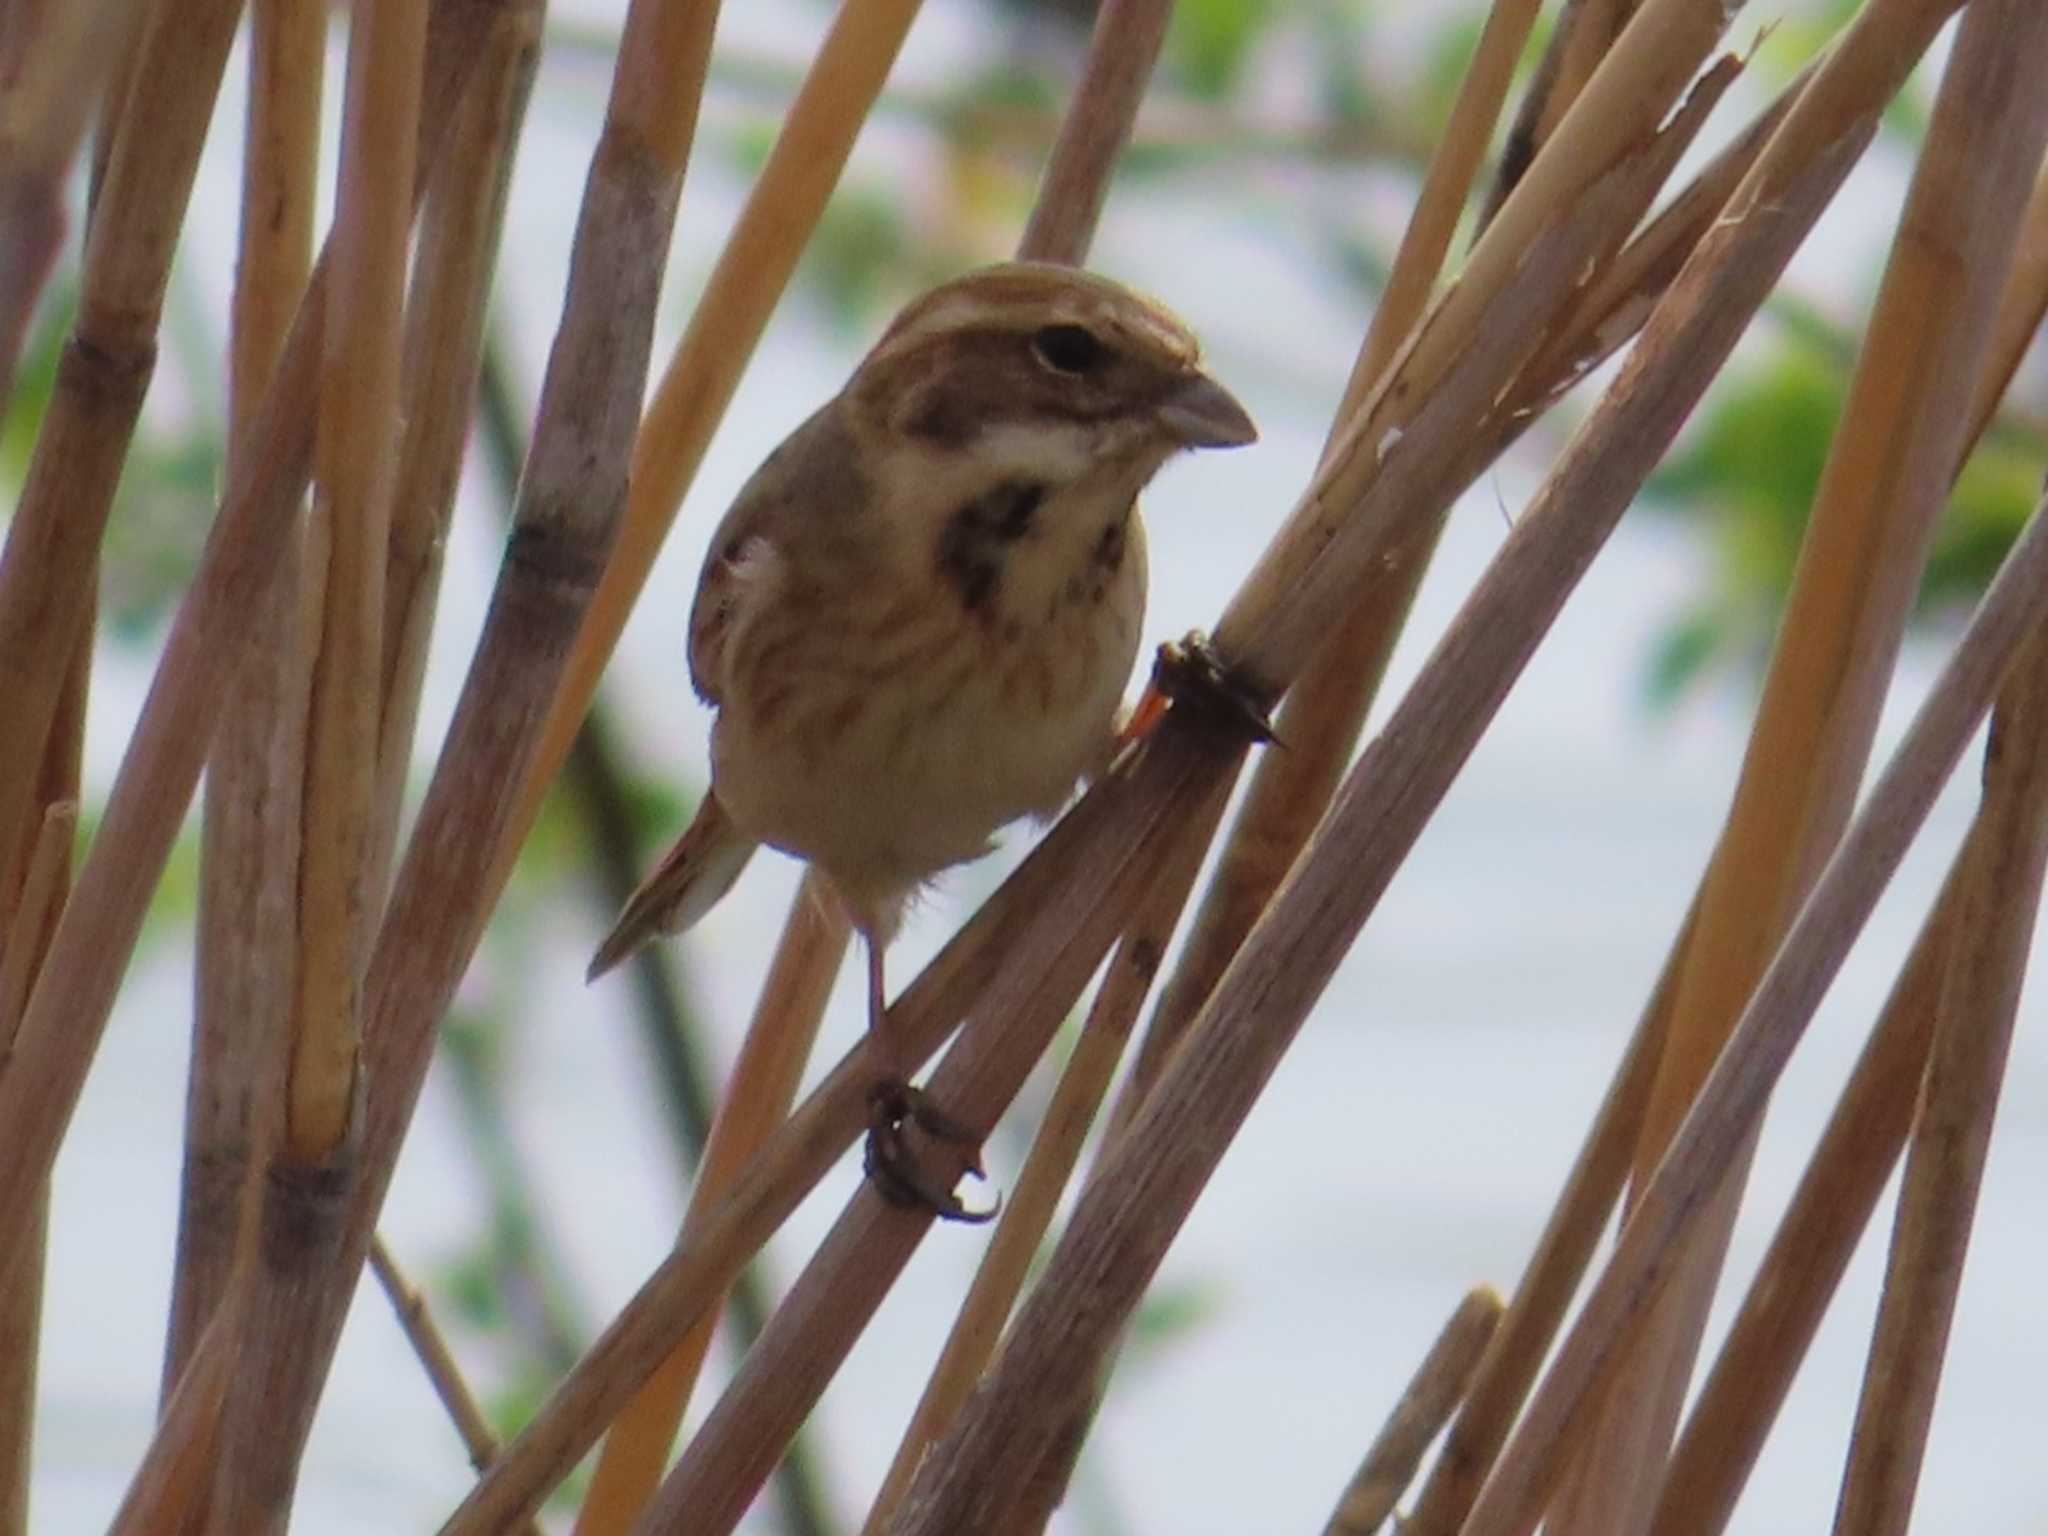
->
589, 261, 1254, 1213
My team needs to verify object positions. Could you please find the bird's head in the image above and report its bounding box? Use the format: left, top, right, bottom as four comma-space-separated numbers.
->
844, 261, 1256, 502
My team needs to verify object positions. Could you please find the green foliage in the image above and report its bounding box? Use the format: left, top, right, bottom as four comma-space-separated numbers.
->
1167, 0, 1284, 100
1640, 326, 2046, 707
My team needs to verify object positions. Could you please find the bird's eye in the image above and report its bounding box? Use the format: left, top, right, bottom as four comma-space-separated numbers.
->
1031, 324, 1106, 375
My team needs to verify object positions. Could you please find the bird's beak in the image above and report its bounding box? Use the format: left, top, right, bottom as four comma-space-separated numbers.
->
1158, 371, 1257, 449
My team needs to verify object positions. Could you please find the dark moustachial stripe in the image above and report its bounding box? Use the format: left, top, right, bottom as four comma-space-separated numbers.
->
936, 480, 1046, 613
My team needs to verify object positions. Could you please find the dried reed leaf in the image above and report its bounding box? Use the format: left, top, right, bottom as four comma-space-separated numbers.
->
1555, 7, 2048, 1526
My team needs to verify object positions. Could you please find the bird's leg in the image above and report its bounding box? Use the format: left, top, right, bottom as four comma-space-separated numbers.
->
860, 936, 996, 1223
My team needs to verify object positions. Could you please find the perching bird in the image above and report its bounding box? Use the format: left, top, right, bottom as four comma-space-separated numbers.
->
588, 261, 1255, 1216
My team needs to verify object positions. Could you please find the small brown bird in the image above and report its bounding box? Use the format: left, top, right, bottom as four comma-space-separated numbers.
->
589, 261, 1255, 1215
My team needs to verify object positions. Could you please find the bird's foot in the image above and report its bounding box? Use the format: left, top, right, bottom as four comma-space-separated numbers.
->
864, 1080, 999, 1224
1149, 630, 1280, 747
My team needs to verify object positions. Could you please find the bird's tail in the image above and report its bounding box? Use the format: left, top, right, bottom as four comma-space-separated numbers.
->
587, 790, 758, 981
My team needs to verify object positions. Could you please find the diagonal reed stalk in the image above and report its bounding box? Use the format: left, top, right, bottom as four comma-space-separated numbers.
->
0, 0, 244, 907
889, 13, 1929, 1521
444, 42, 1760, 1528
1550, 7, 2048, 1530
1828, 605, 2048, 1534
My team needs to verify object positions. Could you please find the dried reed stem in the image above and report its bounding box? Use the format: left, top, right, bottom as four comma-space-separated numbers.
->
1458, 455, 2048, 1536
1014, 0, 1172, 265
504, 0, 925, 884
861, 784, 1229, 1536
0, 0, 512, 1261
1647, 863, 1953, 1536
368, 1232, 544, 1536
1554, 8, 2048, 1529
0, 0, 243, 908
0, 0, 131, 413
890, 66, 1876, 1536
1963, 160, 2048, 451
373, 0, 542, 895
572, 874, 847, 1536
441, 722, 1239, 1535
1399, 907, 1690, 1536
1134, 0, 1628, 1113
0, 800, 73, 1536
171, 0, 325, 1396
1323, 1287, 1503, 1536
1828, 620, 2048, 1534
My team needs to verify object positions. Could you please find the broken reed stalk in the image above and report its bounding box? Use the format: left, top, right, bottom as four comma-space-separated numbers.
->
889, 58, 1884, 1536
1323, 1287, 1504, 1536
203, 0, 435, 1517
0, 0, 514, 1270
169, 0, 326, 1397
1553, 7, 2048, 1528
367, 1235, 544, 1536
0, 0, 243, 911
0, 799, 74, 1536
859, 783, 1229, 1536
1649, 851, 1956, 1536
1829, 619, 2048, 1533
571, 873, 847, 1536
1454, 459, 2048, 1536
0, 0, 131, 414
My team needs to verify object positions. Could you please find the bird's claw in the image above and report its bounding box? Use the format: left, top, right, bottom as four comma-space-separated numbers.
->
864, 1081, 1000, 1224
1150, 630, 1280, 747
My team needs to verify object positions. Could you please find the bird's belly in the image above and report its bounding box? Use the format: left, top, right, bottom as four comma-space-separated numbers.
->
712, 584, 1140, 911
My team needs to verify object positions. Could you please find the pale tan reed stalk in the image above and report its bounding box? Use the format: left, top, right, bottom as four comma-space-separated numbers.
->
1323, 1288, 1503, 1536
171, 0, 326, 1397
204, 0, 433, 1517
1551, 8, 2048, 1529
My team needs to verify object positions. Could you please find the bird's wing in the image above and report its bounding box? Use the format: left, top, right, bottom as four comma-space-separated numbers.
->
686, 402, 861, 706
